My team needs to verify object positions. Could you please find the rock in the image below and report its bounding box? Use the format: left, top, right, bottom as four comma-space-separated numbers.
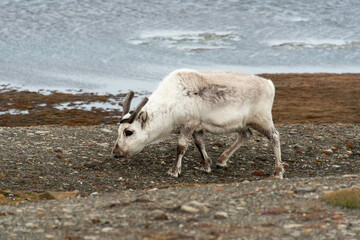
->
101, 227, 114, 233
181, 200, 209, 213
181, 205, 199, 213
39, 191, 79, 200
152, 210, 170, 220
35, 130, 50, 135
100, 128, 112, 133
252, 170, 266, 176
294, 187, 317, 194
212, 141, 223, 147
96, 143, 109, 148
342, 174, 358, 178
346, 144, 355, 149
214, 211, 228, 219
284, 224, 303, 229
322, 149, 333, 156
283, 163, 289, 168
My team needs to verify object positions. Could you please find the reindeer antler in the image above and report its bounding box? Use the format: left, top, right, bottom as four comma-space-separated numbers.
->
119, 91, 149, 124
119, 91, 134, 117
127, 97, 149, 124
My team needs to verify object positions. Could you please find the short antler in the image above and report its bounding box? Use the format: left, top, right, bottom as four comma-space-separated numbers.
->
119, 91, 134, 117
128, 97, 149, 123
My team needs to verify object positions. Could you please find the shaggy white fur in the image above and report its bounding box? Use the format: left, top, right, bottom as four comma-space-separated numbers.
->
112, 69, 283, 178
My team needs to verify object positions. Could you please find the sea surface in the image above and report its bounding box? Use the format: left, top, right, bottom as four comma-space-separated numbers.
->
0, 0, 359, 94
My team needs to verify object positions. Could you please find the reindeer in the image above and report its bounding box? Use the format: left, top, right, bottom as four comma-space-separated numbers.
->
112, 69, 283, 178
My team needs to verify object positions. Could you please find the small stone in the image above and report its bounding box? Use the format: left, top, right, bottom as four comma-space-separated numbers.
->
181, 205, 199, 213
152, 210, 169, 220
294, 187, 317, 194
346, 144, 355, 149
97, 143, 109, 148
252, 170, 266, 176
101, 227, 114, 233
284, 224, 303, 229
181, 200, 209, 213
39, 191, 79, 200
322, 149, 333, 156
214, 211, 228, 219
342, 174, 358, 178
332, 214, 344, 221
90, 192, 99, 196
100, 128, 112, 133
212, 141, 223, 147
283, 163, 289, 168
35, 130, 50, 135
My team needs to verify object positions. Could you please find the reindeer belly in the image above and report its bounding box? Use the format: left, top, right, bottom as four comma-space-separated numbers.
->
197, 107, 248, 133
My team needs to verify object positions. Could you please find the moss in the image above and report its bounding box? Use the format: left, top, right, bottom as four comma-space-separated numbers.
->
321, 189, 360, 209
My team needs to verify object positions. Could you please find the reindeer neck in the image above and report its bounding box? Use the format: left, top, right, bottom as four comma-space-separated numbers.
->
143, 103, 175, 144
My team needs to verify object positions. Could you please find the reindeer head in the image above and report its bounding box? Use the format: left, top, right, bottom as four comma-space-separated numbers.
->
112, 91, 150, 158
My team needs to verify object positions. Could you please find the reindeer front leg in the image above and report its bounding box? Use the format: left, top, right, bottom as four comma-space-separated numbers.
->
167, 123, 196, 177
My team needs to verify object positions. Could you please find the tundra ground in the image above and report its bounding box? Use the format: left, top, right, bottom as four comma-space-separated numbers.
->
0, 73, 359, 239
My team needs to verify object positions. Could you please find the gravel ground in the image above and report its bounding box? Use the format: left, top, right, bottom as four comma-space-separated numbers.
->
0, 124, 359, 192
0, 175, 359, 239
0, 124, 359, 239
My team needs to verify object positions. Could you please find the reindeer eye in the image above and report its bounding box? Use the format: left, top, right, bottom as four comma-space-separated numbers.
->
124, 130, 133, 137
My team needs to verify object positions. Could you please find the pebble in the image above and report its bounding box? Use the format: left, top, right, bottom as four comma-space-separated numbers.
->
35, 131, 50, 135
100, 128, 112, 133
152, 210, 170, 220
294, 187, 317, 194
214, 211, 229, 219
180, 205, 199, 213
181, 200, 209, 213
323, 149, 333, 155
96, 143, 109, 148
101, 227, 114, 233
284, 224, 304, 229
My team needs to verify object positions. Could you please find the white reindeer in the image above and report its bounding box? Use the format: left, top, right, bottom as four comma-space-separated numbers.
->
112, 69, 284, 178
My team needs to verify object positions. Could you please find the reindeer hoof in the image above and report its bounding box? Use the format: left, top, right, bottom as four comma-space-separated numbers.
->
273, 166, 284, 179
199, 167, 211, 174
167, 170, 181, 178
216, 163, 228, 169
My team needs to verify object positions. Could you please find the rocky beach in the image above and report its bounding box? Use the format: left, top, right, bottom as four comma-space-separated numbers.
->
0, 73, 359, 239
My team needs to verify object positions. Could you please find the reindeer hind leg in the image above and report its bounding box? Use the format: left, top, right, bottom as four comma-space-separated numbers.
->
216, 128, 252, 168
250, 121, 283, 179
193, 131, 212, 173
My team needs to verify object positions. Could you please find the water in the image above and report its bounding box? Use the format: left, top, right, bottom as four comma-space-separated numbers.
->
0, 0, 359, 94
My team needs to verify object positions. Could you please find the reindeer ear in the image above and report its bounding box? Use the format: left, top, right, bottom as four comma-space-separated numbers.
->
138, 111, 148, 128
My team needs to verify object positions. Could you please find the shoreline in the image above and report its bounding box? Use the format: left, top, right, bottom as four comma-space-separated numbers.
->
1, 73, 359, 127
